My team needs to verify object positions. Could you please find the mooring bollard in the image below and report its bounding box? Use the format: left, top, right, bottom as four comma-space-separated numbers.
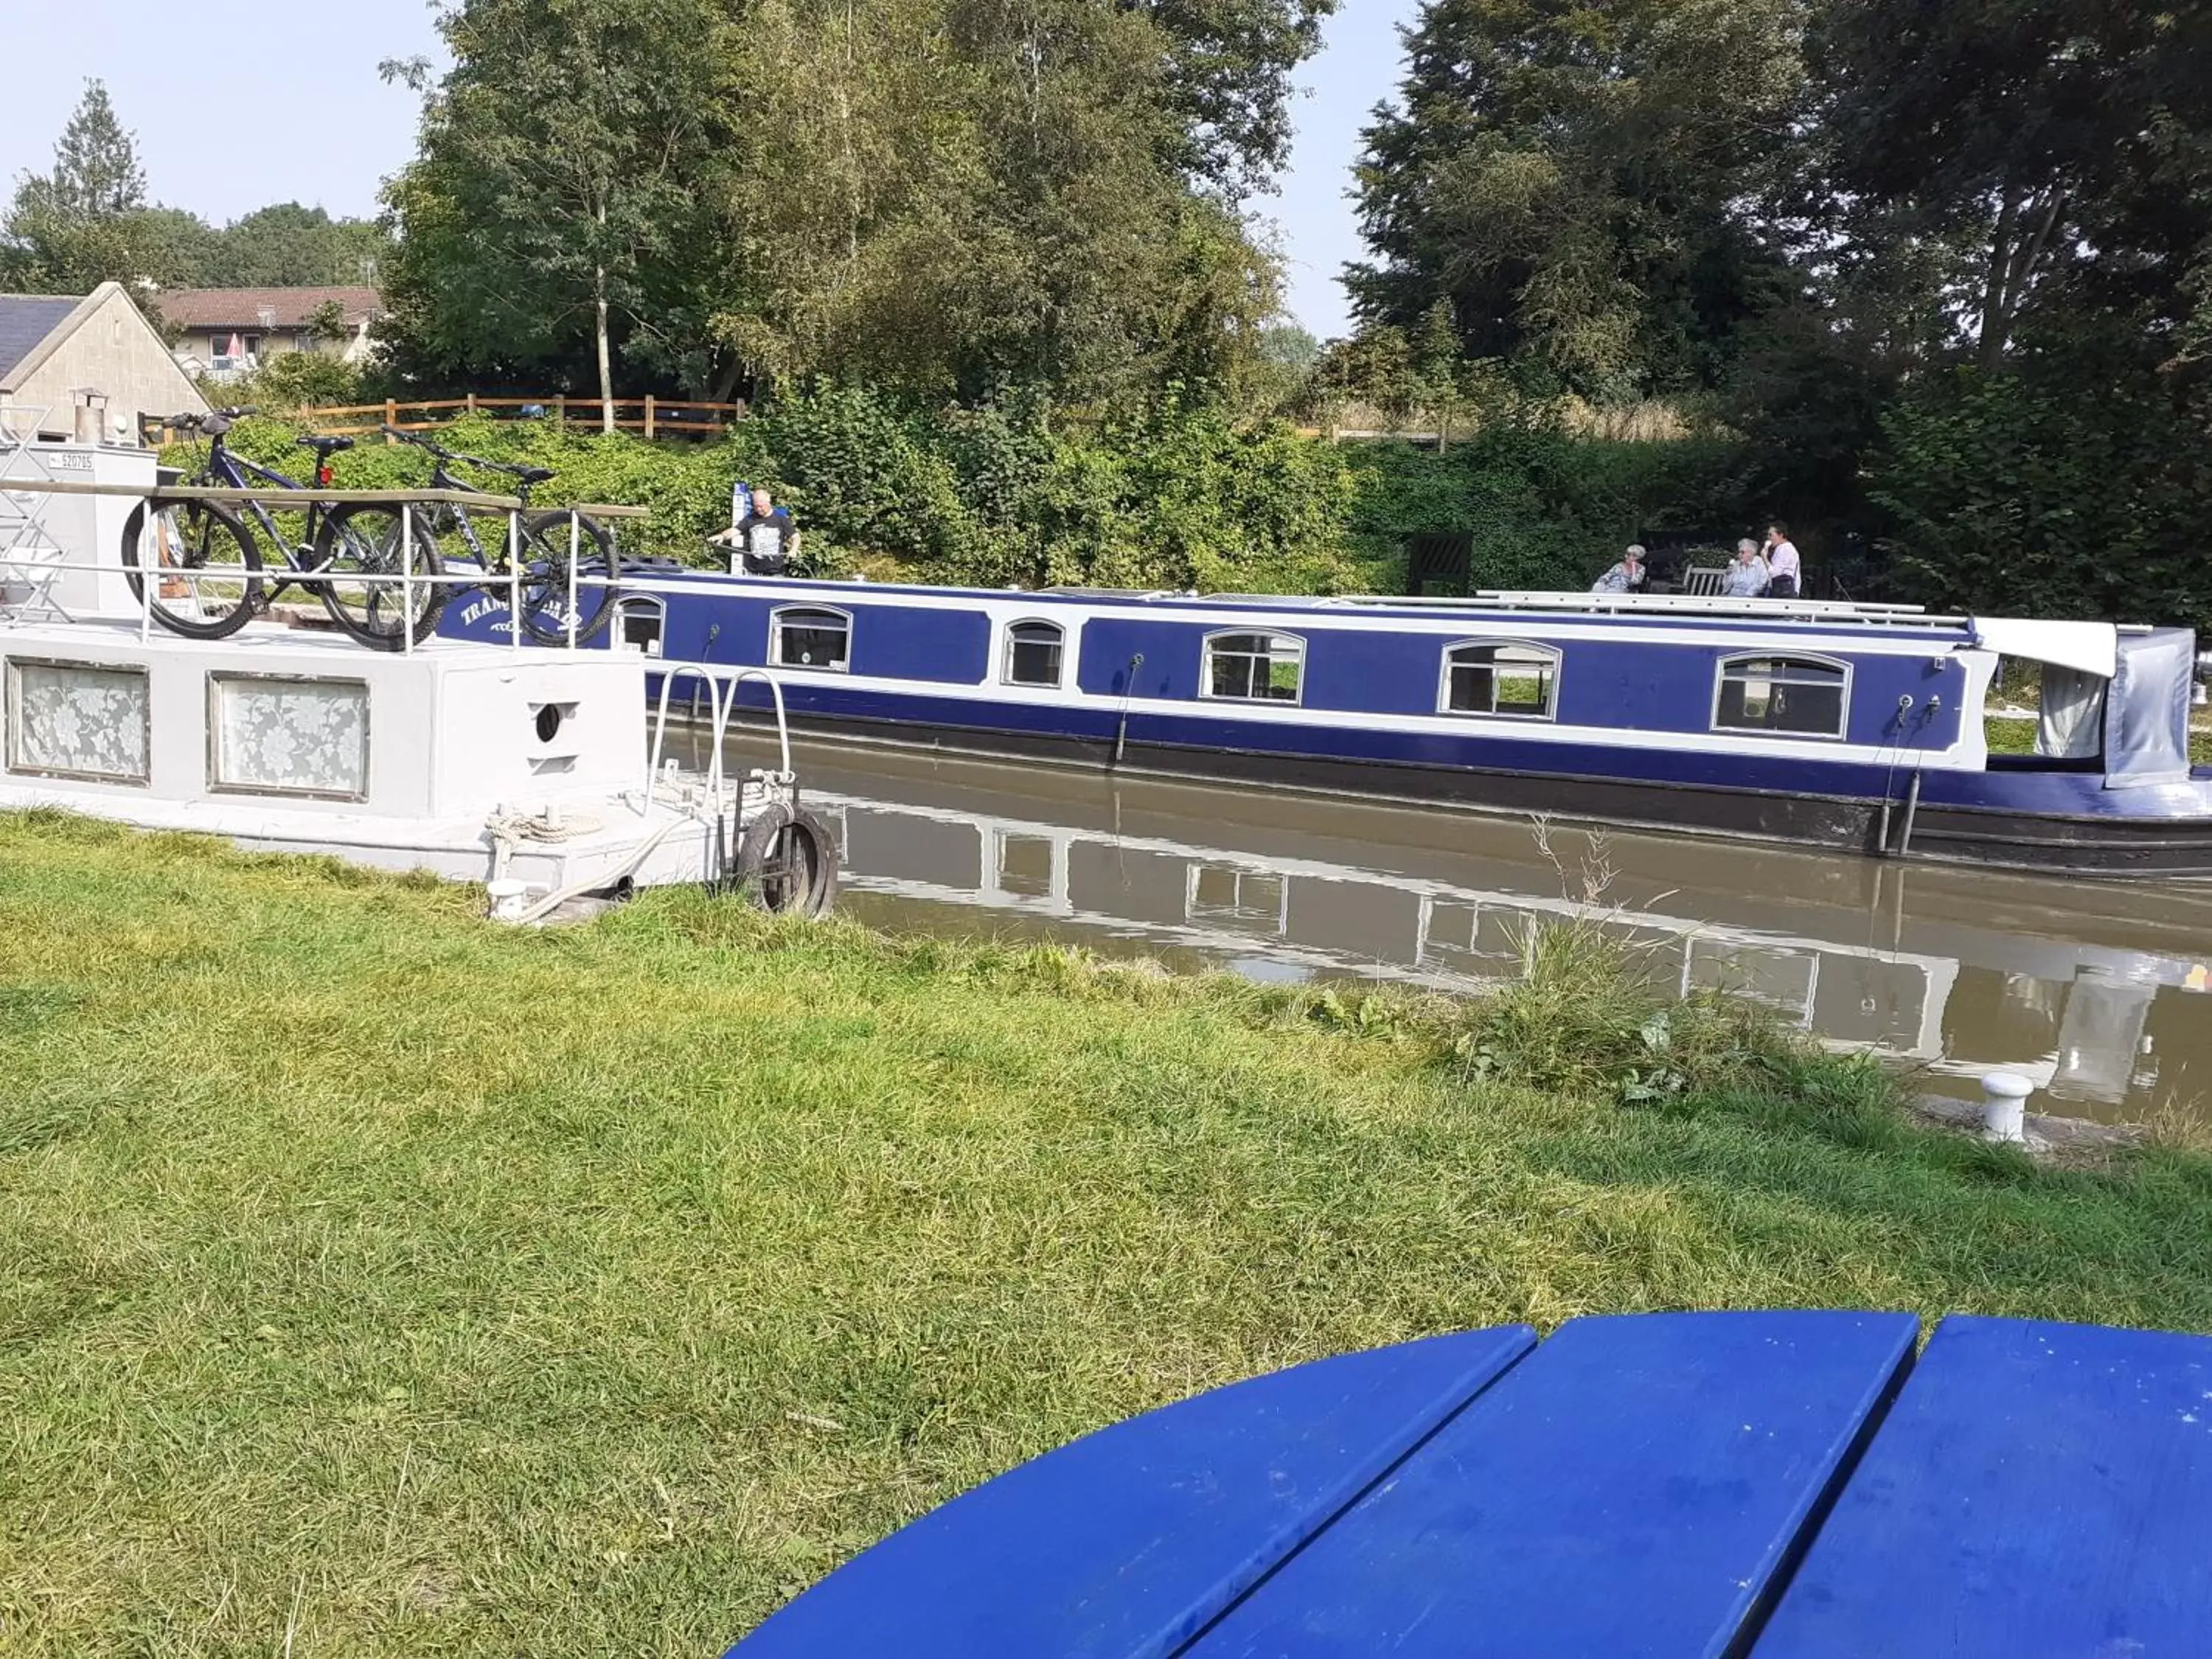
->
1981, 1071, 2033, 1144
487, 877, 531, 923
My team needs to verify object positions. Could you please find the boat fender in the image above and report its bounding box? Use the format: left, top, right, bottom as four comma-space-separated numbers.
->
735, 801, 841, 918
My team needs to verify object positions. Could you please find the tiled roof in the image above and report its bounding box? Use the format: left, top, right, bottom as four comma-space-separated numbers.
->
157, 286, 383, 330
0, 293, 83, 383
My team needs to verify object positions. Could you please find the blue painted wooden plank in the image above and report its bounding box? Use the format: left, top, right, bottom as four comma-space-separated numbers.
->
1753, 1315, 2212, 1657
1182, 1310, 1919, 1659
728, 1324, 1537, 1659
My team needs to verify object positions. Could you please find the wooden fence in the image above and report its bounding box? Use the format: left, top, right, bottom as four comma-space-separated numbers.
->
299, 394, 748, 440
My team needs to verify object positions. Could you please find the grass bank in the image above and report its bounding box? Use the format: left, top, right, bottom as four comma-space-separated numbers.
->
5, 811, 2212, 1655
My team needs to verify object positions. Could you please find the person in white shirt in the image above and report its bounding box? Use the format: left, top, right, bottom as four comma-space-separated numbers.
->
1763, 523, 1802, 598
1723, 538, 1770, 598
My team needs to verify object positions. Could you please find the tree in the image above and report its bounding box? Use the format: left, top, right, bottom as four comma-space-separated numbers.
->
1805, 1, 2207, 372
208, 204, 389, 288
379, 0, 1329, 408
1347, 0, 1807, 400
0, 80, 184, 291
381, 0, 734, 425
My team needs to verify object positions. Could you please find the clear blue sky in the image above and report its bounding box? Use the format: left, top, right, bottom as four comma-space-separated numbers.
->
3, 0, 1416, 338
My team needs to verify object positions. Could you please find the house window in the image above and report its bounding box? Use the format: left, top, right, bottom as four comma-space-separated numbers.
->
1440, 640, 1559, 719
1713, 654, 1849, 738
1203, 631, 1304, 703
770, 605, 851, 672
1002, 619, 1065, 687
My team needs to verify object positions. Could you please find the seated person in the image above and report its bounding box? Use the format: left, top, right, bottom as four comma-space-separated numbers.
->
1722, 538, 1770, 598
711, 487, 802, 574
1590, 544, 1647, 594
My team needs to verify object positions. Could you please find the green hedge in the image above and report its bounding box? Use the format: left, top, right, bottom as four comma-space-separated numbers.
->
189, 386, 1742, 595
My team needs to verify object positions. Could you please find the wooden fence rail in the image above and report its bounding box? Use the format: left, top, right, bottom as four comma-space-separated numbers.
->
296, 394, 748, 442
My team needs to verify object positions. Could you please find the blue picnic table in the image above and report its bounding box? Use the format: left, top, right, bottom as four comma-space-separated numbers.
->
728, 1311, 2212, 1657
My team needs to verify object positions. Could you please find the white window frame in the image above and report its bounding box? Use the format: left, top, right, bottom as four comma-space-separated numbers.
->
1436, 638, 1562, 721
1000, 617, 1068, 689
1710, 651, 1852, 741
1200, 629, 1306, 706
613, 594, 666, 657
769, 604, 853, 673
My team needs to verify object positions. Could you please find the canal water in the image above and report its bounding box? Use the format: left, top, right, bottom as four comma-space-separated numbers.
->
706, 731, 2212, 1129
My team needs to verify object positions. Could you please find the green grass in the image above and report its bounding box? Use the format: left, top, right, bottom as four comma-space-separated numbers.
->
1986, 712, 2212, 763
6, 810, 2212, 1655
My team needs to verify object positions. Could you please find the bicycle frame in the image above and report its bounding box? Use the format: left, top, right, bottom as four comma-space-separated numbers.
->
188, 440, 336, 602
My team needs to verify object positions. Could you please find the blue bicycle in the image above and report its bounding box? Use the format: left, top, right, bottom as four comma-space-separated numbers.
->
122, 406, 441, 648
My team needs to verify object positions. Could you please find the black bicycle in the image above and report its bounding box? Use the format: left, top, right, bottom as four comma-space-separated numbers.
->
121, 408, 442, 648
362, 426, 622, 644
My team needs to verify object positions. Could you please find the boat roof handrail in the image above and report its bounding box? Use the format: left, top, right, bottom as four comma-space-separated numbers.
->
1319, 590, 1964, 627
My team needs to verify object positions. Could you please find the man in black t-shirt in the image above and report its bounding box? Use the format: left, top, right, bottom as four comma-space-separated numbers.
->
715, 486, 802, 574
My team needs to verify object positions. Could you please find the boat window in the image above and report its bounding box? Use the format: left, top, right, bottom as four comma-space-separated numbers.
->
1713, 654, 1848, 738
1203, 631, 1304, 703
1002, 619, 1065, 688
1440, 641, 1559, 719
770, 605, 852, 672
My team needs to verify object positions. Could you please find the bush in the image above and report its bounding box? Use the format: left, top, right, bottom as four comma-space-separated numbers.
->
1868, 364, 2212, 629
184, 384, 1748, 595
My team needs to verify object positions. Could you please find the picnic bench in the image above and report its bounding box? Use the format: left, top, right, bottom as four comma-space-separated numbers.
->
728, 1310, 2212, 1657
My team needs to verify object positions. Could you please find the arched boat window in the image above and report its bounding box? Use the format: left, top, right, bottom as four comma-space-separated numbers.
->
614, 594, 664, 657
1439, 639, 1559, 719
1203, 631, 1304, 703
1713, 653, 1849, 738
771, 605, 852, 672
1002, 619, 1065, 688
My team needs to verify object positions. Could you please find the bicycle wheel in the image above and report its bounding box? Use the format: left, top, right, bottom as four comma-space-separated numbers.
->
518, 509, 621, 645
312, 504, 449, 650
120, 497, 262, 639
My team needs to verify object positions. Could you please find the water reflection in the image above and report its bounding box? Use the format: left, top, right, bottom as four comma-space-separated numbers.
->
711, 733, 2212, 1127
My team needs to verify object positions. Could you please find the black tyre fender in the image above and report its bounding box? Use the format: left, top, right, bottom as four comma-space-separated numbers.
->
734, 801, 840, 917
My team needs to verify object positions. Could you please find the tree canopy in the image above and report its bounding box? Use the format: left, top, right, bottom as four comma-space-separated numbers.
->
378, 0, 1337, 405
1, 82, 390, 296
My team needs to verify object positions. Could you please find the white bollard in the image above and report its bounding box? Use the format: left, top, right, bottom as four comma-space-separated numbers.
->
486, 877, 532, 923
1980, 1071, 2033, 1144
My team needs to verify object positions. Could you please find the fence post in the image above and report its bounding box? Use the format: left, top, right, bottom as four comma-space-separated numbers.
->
384, 398, 397, 443
554, 394, 566, 429
644, 395, 656, 441
466, 392, 477, 415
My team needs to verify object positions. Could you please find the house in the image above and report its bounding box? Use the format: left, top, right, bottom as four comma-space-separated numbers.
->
0, 283, 208, 445
158, 286, 383, 380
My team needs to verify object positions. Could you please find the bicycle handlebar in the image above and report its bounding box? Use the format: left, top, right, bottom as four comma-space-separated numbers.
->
382, 423, 534, 479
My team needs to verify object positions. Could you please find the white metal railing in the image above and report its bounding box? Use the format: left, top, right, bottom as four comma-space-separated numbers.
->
0, 476, 640, 661
644, 662, 793, 816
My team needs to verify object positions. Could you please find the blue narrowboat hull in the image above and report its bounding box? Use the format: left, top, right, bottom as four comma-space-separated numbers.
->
439, 574, 2212, 877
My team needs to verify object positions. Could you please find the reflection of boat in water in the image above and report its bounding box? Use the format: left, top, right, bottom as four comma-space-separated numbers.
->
742, 740, 2212, 1122
813, 787, 1963, 1051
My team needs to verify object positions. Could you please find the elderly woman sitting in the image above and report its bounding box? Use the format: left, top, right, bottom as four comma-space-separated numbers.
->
1722, 538, 1770, 599
1591, 545, 1648, 594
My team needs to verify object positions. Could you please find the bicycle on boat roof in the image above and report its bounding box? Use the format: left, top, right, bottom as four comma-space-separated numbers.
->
369, 425, 624, 645
122, 406, 445, 649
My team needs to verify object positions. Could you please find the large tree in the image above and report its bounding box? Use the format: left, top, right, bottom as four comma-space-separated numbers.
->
207, 204, 390, 288
0, 80, 192, 291
1347, 0, 1807, 399
1806, 0, 2212, 373
380, 0, 1329, 406
380, 0, 734, 424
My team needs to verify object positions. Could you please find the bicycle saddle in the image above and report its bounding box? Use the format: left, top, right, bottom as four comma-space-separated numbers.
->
515, 465, 557, 485
296, 435, 357, 456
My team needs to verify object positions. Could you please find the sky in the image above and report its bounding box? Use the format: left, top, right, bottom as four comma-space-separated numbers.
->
1, 0, 1417, 338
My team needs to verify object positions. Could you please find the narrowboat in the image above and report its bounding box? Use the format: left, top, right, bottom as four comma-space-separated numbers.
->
441, 571, 2212, 877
